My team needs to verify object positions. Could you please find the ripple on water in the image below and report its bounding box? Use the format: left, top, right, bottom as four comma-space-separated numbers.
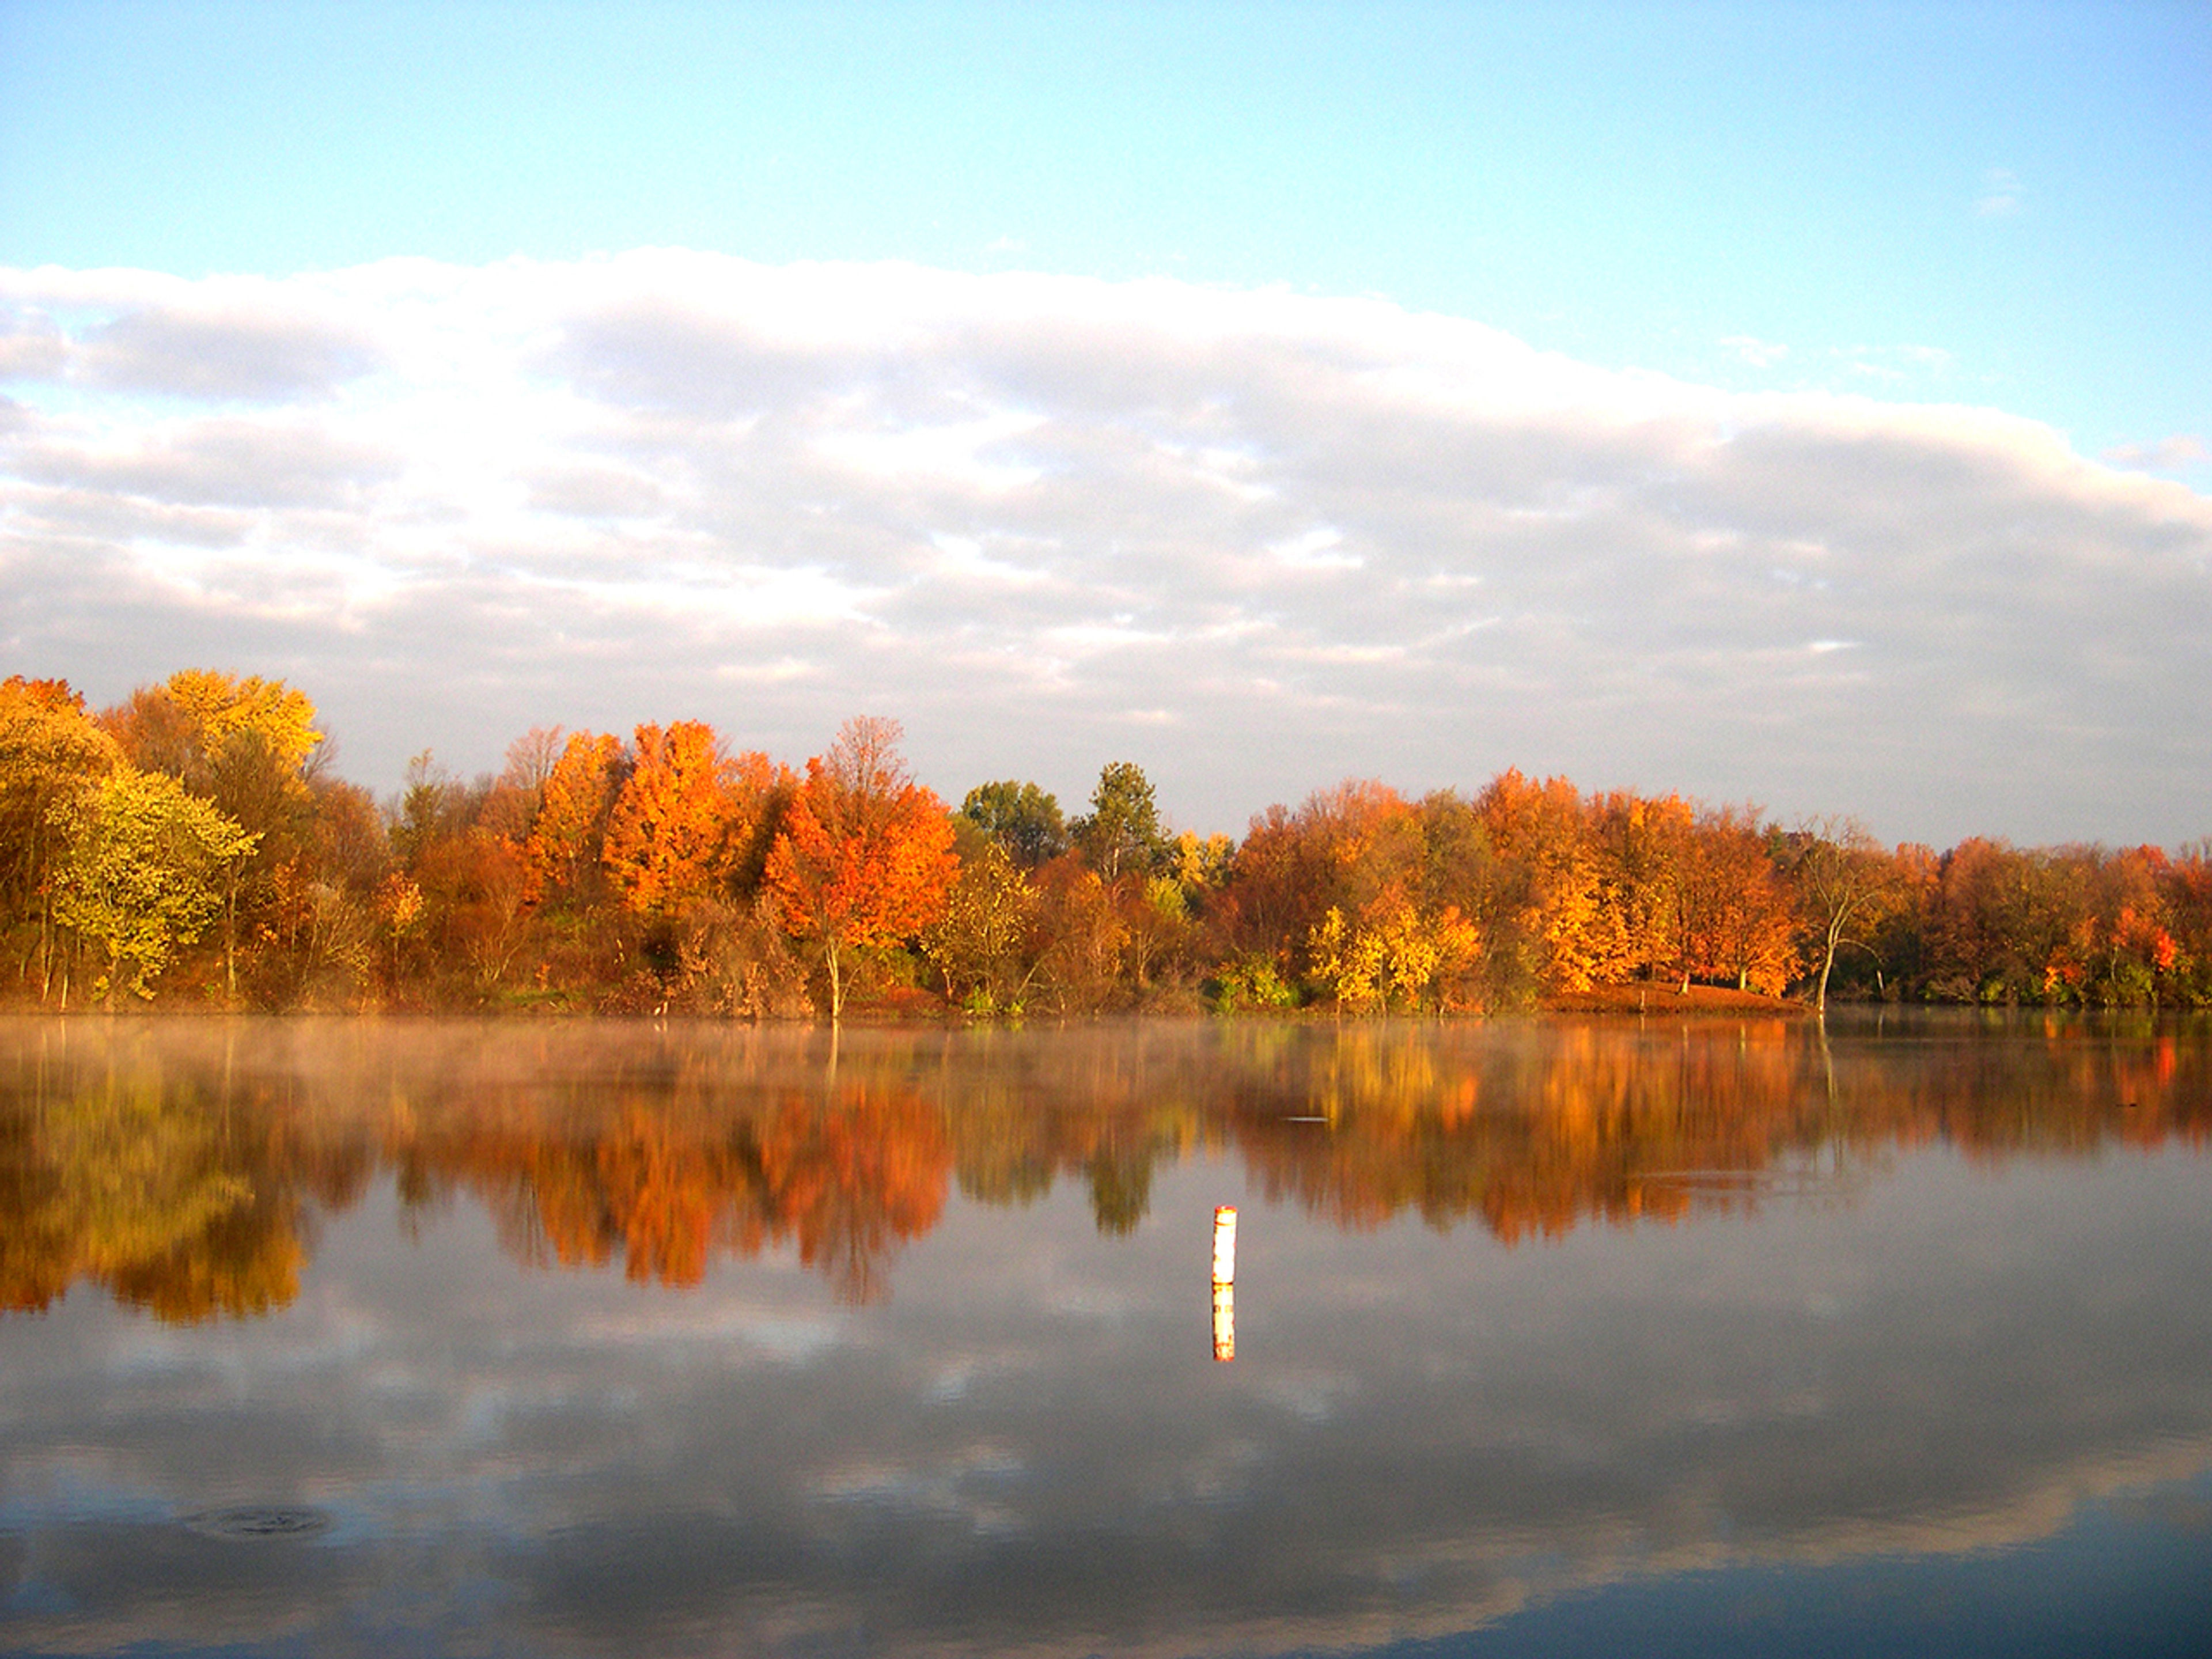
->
183, 1505, 335, 1542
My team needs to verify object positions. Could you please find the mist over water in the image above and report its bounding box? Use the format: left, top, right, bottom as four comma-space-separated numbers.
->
4, 1013, 2210, 1656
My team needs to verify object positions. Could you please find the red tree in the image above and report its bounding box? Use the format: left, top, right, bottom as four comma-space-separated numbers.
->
764, 717, 959, 1020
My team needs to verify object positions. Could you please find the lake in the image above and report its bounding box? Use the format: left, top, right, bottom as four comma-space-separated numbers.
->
3, 1012, 2210, 1657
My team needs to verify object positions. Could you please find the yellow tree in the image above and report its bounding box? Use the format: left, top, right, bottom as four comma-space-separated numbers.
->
1, 677, 121, 996
923, 839, 1041, 1012
1307, 905, 1388, 1012
160, 669, 323, 772
48, 767, 258, 1003
1306, 897, 1480, 1014
100, 669, 327, 1002
765, 717, 959, 1021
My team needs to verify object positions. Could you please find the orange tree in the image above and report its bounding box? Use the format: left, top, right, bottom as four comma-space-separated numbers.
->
603, 721, 738, 916
764, 717, 958, 1020
523, 730, 630, 908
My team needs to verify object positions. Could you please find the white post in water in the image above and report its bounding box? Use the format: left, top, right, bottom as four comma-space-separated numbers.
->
1211, 1205, 1237, 1362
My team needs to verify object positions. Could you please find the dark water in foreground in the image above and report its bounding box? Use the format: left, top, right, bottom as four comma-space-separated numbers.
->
3, 1012, 2210, 1657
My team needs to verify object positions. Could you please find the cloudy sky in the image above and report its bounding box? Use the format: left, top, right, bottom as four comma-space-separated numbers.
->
2, 2, 2207, 846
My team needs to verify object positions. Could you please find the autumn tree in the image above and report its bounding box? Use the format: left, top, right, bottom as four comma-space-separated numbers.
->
1927, 842, 2041, 1005
765, 717, 959, 1020
923, 839, 1041, 1012
523, 730, 630, 907
1475, 770, 1627, 994
1216, 782, 1409, 986
1118, 872, 1200, 995
1690, 808, 1799, 994
1169, 830, 1237, 896
1, 677, 120, 996
2164, 843, 2212, 1006
2068, 844, 2181, 1006
1414, 791, 1511, 1008
1307, 897, 1479, 1014
412, 828, 533, 993
716, 749, 801, 897
1027, 856, 1132, 1012
101, 669, 332, 1002
1782, 816, 1899, 1011
1240, 780, 1484, 1013
47, 767, 258, 1003
1910, 841, 2188, 1010
387, 751, 472, 868
160, 669, 322, 771
102, 669, 323, 802
261, 775, 388, 1007
1587, 790, 1695, 984
1216, 801, 1335, 975
603, 721, 742, 916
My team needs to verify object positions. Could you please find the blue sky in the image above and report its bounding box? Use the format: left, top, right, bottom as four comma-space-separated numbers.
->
2, 2, 2209, 843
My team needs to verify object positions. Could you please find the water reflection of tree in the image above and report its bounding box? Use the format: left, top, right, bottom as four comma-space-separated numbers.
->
3, 1021, 2207, 1324
1085, 1146, 1154, 1236
0, 1052, 361, 1321
1229, 1022, 2211, 1243
389, 1074, 950, 1304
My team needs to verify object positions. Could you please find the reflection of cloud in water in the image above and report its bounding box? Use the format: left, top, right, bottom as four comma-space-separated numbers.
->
1256, 1372, 1357, 1423
1044, 1284, 1145, 1320
576, 1305, 849, 1365
809, 1444, 1029, 1537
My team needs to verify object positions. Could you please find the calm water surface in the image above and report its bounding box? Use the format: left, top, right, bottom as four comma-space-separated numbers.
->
3, 1013, 2210, 1657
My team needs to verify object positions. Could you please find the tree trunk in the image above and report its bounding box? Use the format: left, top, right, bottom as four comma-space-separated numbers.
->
1817, 914, 1844, 1012
224, 869, 239, 1006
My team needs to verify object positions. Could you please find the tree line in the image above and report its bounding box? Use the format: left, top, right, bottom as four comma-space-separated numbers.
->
5, 669, 2210, 1014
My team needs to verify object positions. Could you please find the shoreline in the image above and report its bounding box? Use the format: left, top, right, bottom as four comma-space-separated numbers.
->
0, 987, 1821, 1022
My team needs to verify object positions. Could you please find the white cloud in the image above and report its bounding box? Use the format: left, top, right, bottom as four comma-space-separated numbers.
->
1720, 334, 1790, 370
1976, 167, 2024, 217
1, 252, 2207, 846
1266, 525, 1361, 570
0, 267, 385, 401
1832, 343, 1955, 384
2103, 433, 2207, 474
